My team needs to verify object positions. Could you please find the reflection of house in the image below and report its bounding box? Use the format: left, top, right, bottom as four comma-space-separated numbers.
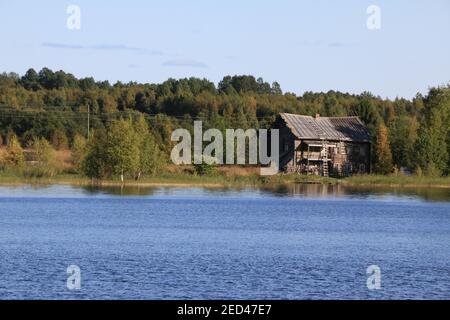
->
275, 113, 372, 177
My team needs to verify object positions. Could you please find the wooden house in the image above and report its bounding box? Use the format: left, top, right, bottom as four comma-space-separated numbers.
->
274, 113, 372, 177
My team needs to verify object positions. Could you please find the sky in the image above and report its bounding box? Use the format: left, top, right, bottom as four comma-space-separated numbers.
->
0, 0, 449, 99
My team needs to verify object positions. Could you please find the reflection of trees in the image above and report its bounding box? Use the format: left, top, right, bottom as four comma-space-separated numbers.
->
82, 185, 157, 196
79, 183, 450, 203
263, 183, 346, 198
261, 184, 450, 202
346, 186, 450, 203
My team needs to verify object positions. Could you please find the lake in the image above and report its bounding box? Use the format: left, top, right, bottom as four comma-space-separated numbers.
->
0, 184, 449, 300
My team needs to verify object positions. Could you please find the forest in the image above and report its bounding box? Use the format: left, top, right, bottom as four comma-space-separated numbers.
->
0, 68, 449, 180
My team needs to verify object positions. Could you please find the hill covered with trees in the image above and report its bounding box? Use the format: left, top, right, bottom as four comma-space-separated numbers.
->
0, 68, 449, 179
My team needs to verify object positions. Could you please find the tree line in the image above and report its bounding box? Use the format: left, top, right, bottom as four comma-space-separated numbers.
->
0, 68, 449, 178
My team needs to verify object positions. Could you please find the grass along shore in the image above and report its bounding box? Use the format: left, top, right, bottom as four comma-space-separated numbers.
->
1, 169, 450, 189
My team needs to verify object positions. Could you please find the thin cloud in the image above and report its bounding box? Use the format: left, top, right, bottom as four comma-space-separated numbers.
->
162, 59, 208, 68
89, 44, 144, 52
41, 42, 165, 55
298, 40, 357, 48
328, 42, 356, 47
42, 42, 84, 49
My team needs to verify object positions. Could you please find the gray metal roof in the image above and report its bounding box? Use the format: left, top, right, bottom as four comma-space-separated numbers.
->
280, 113, 371, 143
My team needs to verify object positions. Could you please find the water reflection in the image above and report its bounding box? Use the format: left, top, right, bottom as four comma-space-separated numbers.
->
80, 183, 450, 203
1, 183, 449, 202
82, 185, 158, 196
344, 185, 450, 203
263, 183, 347, 198
261, 183, 450, 202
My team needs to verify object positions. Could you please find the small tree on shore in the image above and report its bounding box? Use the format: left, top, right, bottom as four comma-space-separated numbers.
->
4, 134, 25, 167
105, 119, 139, 182
71, 133, 87, 172
81, 116, 163, 181
373, 123, 393, 174
134, 115, 163, 179
32, 138, 56, 176
82, 130, 108, 180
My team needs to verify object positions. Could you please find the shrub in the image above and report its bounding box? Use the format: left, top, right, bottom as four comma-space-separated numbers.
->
193, 156, 218, 176
3, 134, 25, 168
31, 138, 58, 177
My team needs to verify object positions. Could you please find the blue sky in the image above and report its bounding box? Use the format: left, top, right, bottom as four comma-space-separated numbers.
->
0, 0, 449, 98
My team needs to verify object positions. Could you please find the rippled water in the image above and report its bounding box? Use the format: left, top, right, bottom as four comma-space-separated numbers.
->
0, 184, 449, 300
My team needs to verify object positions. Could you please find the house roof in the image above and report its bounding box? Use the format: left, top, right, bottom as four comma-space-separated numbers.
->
280, 113, 372, 143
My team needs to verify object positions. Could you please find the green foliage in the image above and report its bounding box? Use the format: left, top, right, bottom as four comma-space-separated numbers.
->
356, 96, 381, 135
82, 130, 108, 179
373, 124, 393, 174
32, 138, 54, 164
415, 87, 450, 176
194, 163, 216, 176
82, 117, 163, 181
389, 115, 418, 169
0, 68, 449, 177
71, 133, 87, 172
134, 115, 163, 179
104, 119, 139, 181
30, 138, 57, 177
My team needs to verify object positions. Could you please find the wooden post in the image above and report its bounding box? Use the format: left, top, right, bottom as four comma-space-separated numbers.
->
307, 145, 310, 175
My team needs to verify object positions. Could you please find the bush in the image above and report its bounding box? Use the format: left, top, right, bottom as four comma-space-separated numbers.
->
194, 162, 216, 176
31, 138, 58, 177
3, 134, 25, 168
193, 155, 219, 176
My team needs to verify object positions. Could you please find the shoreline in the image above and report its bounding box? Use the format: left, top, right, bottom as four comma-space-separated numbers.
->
1, 174, 450, 190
